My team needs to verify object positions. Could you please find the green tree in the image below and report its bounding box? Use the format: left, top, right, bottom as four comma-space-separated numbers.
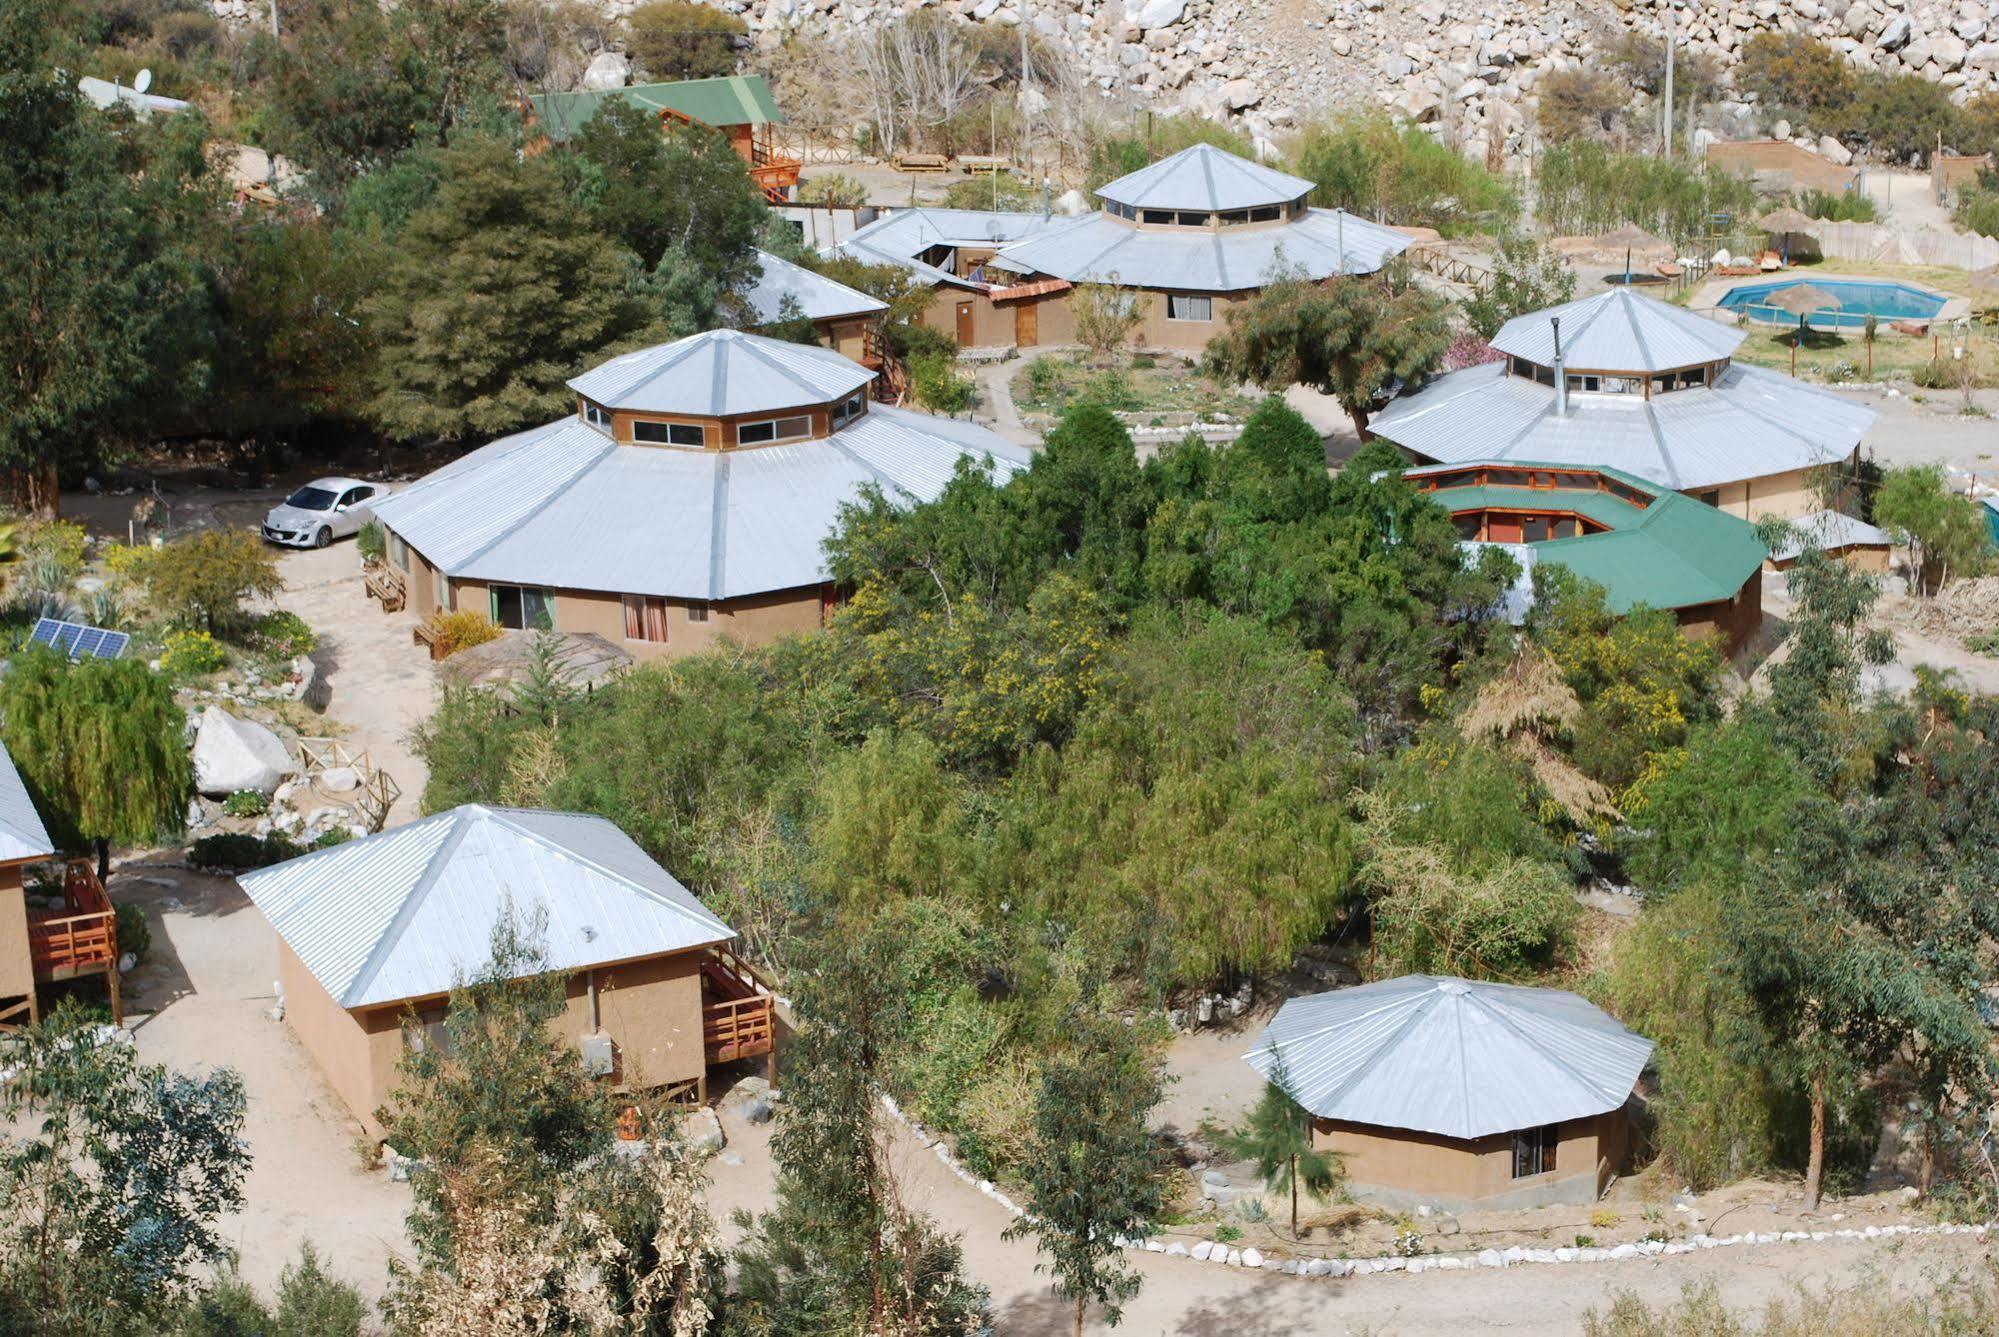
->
1290, 111, 1519, 235
1536, 68, 1634, 141
1739, 33, 1857, 121
1006, 1014, 1165, 1337
1203, 266, 1452, 436
364, 135, 650, 440
1070, 278, 1143, 361
264, 0, 435, 192
169, 1245, 367, 1337
1463, 233, 1577, 340
571, 100, 768, 277
133, 529, 285, 636
0, 0, 213, 514
1873, 463, 1989, 594
1223, 1055, 1342, 1236
0, 647, 190, 877
1763, 547, 1892, 791
623, 0, 744, 80
0, 1001, 248, 1331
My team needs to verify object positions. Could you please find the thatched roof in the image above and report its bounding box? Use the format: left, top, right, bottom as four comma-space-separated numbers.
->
1758, 206, 1820, 233
1591, 223, 1674, 259
436, 631, 633, 693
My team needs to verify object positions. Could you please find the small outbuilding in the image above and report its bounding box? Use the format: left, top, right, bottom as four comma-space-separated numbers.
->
240, 804, 774, 1140
1243, 975, 1653, 1211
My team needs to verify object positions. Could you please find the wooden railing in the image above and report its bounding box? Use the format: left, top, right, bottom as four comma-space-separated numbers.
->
702, 994, 775, 1065
1407, 243, 1493, 294
862, 323, 907, 405
297, 738, 401, 832
26, 860, 121, 1025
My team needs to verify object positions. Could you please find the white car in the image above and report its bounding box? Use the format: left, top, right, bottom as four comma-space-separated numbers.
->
261, 477, 393, 549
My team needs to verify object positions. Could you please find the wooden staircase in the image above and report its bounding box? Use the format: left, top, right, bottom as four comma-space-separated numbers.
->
862, 323, 908, 405
14, 859, 121, 1027
701, 945, 775, 1073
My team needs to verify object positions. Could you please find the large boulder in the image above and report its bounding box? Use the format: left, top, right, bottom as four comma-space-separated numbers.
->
1135, 0, 1185, 29
580, 51, 630, 91
191, 707, 295, 797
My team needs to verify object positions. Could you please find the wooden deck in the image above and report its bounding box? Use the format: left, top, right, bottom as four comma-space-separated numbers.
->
701, 945, 776, 1072
25, 859, 120, 1025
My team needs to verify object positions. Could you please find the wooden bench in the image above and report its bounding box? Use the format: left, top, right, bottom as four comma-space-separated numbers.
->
412, 619, 442, 660
364, 566, 405, 613
893, 153, 949, 173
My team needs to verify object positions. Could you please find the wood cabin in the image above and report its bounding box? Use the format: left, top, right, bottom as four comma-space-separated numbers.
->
0, 743, 120, 1029
524, 75, 801, 202
238, 804, 777, 1138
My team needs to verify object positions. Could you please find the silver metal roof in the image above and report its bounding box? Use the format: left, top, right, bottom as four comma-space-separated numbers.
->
1243, 975, 1654, 1141
567, 328, 875, 417
1095, 144, 1314, 212
239, 804, 735, 1010
1370, 360, 1875, 492
1770, 508, 1891, 562
370, 405, 1029, 601
746, 250, 886, 325
1492, 288, 1744, 373
0, 743, 53, 865
990, 207, 1409, 292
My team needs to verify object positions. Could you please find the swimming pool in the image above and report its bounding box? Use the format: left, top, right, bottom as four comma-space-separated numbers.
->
1717, 278, 1947, 330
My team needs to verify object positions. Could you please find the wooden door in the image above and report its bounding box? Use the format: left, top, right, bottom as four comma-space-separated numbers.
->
1015, 300, 1038, 347
955, 302, 974, 346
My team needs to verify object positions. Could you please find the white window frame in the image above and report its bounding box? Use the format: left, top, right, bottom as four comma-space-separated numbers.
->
583, 401, 612, 434
737, 415, 812, 446
1167, 294, 1214, 323
831, 391, 866, 429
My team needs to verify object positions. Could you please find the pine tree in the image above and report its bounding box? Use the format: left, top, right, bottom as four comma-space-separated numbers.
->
1224, 1052, 1343, 1236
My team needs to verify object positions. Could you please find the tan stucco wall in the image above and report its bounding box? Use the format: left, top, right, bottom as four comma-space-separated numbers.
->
274, 916, 716, 1141
1314, 1110, 1631, 1211
0, 863, 34, 1006
1678, 568, 1764, 654
924, 284, 1249, 352
1695, 466, 1827, 521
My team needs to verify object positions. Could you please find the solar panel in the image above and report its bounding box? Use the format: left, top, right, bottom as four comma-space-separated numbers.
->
28, 618, 130, 662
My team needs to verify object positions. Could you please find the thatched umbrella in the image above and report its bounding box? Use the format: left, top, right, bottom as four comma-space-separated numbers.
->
1758, 206, 1820, 266
1592, 223, 1674, 279
1766, 282, 1841, 375
436, 630, 633, 695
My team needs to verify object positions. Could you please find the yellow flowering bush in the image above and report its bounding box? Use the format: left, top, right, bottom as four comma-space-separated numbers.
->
427, 610, 502, 659
160, 629, 228, 677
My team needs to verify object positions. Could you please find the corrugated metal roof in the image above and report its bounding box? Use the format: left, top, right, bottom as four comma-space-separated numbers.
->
838, 208, 1063, 289
370, 406, 1029, 601
239, 805, 735, 1009
1095, 144, 1314, 212
1491, 289, 1743, 373
527, 74, 784, 143
1243, 975, 1654, 1141
747, 250, 886, 325
0, 743, 54, 864
1371, 360, 1875, 492
1414, 464, 1767, 610
1770, 509, 1892, 562
568, 329, 876, 417
989, 207, 1408, 291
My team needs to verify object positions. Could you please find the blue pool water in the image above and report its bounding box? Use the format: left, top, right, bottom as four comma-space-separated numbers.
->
1717, 278, 1947, 330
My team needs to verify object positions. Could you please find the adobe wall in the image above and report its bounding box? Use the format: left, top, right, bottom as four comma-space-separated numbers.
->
0, 862, 34, 1006
1313, 1110, 1628, 1212
1678, 569, 1764, 655
277, 936, 383, 1136
924, 283, 1250, 353
1695, 465, 1831, 521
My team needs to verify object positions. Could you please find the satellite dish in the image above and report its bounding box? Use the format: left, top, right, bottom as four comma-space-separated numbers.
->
133, 68, 152, 94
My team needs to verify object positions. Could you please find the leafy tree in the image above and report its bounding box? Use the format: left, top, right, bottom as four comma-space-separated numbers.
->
1872, 463, 1989, 594
1763, 547, 1892, 791
1463, 233, 1577, 340
0, 646, 190, 877
170, 1245, 367, 1337
0, 1002, 248, 1331
1203, 266, 1452, 436
940, 174, 1035, 210
796, 173, 868, 209
623, 0, 744, 80
570, 100, 768, 277
1223, 1055, 1342, 1236
363, 135, 651, 440
1605, 29, 1723, 108
1843, 70, 1958, 165
1536, 68, 1633, 141
1, 0, 213, 513
1006, 1014, 1165, 1337
1083, 115, 1254, 192
1739, 33, 1857, 121
1533, 140, 1759, 241
132, 529, 285, 637
1290, 110, 1520, 236
1623, 718, 1816, 894
264, 0, 435, 192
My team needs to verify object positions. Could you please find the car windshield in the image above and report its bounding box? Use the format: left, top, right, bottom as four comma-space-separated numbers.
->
285, 487, 338, 511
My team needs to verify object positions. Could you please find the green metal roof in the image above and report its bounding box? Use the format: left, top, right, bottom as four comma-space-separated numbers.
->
528, 74, 783, 143
1420, 462, 1768, 612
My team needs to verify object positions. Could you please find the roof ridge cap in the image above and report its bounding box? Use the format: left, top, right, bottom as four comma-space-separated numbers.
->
482, 807, 731, 935
341, 814, 476, 1007
443, 429, 615, 574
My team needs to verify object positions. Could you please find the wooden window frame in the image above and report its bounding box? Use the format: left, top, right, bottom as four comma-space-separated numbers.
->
1167, 294, 1215, 322
737, 415, 812, 446
1511, 1123, 1560, 1179
622, 594, 668, 643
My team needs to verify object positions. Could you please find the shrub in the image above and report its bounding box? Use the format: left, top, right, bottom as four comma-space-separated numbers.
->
221, 790, 269, 818
253, 609, 318, 658
310, 827, 353, 850
1739, 33, 1856, 120
909, 351, 974, 414
188, 833, 304, 870
160, 629, 229, 677
940, 174, 1034, 211
622, 0, 744, 80
797, 173, 868, 209
1536, 68, 1633, 141
114, 902, 151, 965
426, 609, 502, 659
1289, 111, 1520, 235
355, 520, 386, 566
1794, 187, 1876, 223
1535, 140, 1758, 240
139, 530, 284, 637
1588, 1206, 1619, 1230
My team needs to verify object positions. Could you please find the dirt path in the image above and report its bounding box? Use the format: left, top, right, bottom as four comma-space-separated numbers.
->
117, 868, 410, 1302
270, 545, 436, 827
972, 359, 1043, 451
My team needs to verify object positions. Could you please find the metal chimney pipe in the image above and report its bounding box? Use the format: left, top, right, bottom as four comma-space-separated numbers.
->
1552, 317, 1568, 417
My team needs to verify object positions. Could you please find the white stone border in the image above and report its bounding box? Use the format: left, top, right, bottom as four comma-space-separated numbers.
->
881, 1095, 1994, 1282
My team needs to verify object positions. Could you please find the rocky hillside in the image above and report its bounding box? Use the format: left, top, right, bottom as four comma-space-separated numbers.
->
705, 0, 1999, 159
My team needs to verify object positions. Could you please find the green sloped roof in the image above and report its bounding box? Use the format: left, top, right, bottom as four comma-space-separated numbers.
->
1424, 462, 1768, 611
528, 74, 783, 143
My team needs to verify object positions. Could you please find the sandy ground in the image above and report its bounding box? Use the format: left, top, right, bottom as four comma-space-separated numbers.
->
116, 867, 410, 1302
266, 544, 438, 826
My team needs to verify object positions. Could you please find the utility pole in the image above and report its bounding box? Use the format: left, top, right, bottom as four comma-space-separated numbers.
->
1663, 0, 1676, 159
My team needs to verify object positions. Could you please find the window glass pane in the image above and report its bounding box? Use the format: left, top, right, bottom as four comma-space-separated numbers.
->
1142, 209, 1174, 224
738, 421, 775, 445
687, 601, 710, 623
670, 423, 704, 446
1249, 205, 1279, 222
492, 586, 521, 628
388, 534, 407, 570
632, 420, 673, 443
524, 588, 554, 632
1176, 211, 1208, 226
